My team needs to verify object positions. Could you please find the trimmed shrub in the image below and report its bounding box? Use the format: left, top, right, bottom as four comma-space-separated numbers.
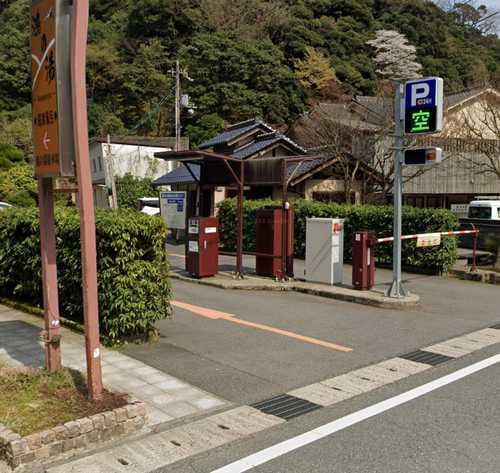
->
0, 208, 171, 341
218, 198, 459, 273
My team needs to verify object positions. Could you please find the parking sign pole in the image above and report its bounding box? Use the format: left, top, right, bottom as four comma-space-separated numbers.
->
387, 82, 407, 298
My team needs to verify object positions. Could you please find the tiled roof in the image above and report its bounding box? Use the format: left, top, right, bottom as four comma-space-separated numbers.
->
152, 164, 200, 186
231, 132, 306, 160
287, 157, 330, 181
198, 118, 273, 149
444, 87, 492, 109
354, 86, 499, 123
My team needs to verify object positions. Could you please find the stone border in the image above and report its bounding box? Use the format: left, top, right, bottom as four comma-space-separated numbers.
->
449, 268, 500, 285
0, 401, 147, 470
170, 271, 420, 309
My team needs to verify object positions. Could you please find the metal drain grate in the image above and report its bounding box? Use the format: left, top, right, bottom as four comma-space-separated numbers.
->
400, 350, 454, 366
252, 394, 321, 420
490, 323, 500, 330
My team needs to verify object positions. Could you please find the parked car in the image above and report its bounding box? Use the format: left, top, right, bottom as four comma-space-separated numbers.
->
467, 200, 500, 221
0, 202, 12, 211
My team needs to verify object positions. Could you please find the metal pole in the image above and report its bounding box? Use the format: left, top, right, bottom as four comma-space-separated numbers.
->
472, 225, 478, 273
281, 159, 287, 281
175, 60, 181, 152
236, 161, 244, 278
38, 177, 62, 372
71, 0, 103, 400
387, 82, 407, 298
105, 134, 118, 209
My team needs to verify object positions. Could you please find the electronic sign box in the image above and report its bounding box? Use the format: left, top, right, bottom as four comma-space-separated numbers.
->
404, 78, 443, 135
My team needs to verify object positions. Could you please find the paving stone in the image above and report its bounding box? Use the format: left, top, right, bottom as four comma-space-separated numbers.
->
133, 384, 165, 399
40, 429, 56, 445
9, 439, 28, 456
289, 382, 354, 406
447, 336, 492, 351
49, 441, 63, 456
153, 379, 192, 391
190, 397, 226, 411
78, 418, 94, 434
322, 372, 381, 395
131, 366, 164, 378
110, 377, 149, 390
103, 411, 117, 428
34, 445, 50, 460
352, 364, 410, 384
25, 433, 42, 450
150, 394, 174, 407
147, 407, 175, 426
114, 407, 128, 423
464, 330, 500, 346
160, 401, 200, 418
378, 358, 430, 375
207, 406, 285, 436
89, 414, 105, 430
109, 360, 144, 370
64, 421, 80, 438
141, 373, 172, 384
424, 342, 469, 358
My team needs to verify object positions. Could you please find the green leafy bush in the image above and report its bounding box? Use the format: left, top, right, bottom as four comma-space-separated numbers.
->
0, 208, 171, 341
218, 198, 459, 273
115, 173, 157, 210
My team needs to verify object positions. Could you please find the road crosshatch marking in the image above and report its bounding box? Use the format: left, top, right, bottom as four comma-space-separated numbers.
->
171, 300, 353, 353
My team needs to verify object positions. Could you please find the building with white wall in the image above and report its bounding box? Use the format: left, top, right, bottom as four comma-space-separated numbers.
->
90, 136, 189, 208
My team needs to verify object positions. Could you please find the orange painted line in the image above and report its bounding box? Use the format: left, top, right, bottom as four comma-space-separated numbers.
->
172, 300, 235, 320
171, 300, 352, 353
169, 253, 186, 259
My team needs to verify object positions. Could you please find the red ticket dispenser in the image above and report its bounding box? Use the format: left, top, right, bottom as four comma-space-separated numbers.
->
256, 208, 294, 279
186, 217, 219, 278
352, 231, 376, 290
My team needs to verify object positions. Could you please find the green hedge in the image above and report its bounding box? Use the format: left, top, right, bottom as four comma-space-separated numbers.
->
0, 208, 171, 341
218, 199, 459, 273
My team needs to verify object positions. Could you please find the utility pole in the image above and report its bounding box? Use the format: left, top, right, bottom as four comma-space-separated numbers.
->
105, 134, 118, 209
175, 59, 181, 152
386, 82, 407, 298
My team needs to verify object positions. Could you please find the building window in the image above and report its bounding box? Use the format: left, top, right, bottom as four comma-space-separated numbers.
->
98, 156, 103, 172
92, 160, 97, 173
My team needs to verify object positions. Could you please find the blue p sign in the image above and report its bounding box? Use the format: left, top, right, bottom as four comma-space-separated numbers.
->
404, 77, 443, 135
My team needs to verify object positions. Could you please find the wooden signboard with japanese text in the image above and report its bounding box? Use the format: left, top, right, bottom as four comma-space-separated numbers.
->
31, 0, 75, 177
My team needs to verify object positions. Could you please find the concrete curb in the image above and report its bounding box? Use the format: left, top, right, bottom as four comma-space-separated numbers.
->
448, 268, 500, 285
170, 272, 420, 309
47, 324, 500, 473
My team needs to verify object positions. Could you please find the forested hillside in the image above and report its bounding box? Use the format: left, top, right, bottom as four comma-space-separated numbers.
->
1, 0, 499, 147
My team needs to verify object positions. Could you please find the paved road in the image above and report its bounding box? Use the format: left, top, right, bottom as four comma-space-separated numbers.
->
154, 345, 500, 473
123, 262, 500, 405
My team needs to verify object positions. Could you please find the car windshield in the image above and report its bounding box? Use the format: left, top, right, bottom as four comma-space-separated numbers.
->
468, 206, 492, 219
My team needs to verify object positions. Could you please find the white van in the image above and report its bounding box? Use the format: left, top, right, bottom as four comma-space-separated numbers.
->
467, 200, 500, 221
0, 202, 12, 211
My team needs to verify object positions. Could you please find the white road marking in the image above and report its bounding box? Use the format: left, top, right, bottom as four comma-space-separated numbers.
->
211, 353, 500, 473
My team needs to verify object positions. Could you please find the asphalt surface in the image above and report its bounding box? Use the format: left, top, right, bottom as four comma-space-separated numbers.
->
154, 345, 500, 473
123, 249, 500, 405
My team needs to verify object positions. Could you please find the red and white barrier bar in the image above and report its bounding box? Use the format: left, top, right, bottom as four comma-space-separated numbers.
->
376, 229, 479, 244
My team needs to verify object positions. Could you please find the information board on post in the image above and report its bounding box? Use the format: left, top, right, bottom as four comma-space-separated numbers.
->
404, 77, 444, 135
31, 0, 75, 177
160, 192, 187, 230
